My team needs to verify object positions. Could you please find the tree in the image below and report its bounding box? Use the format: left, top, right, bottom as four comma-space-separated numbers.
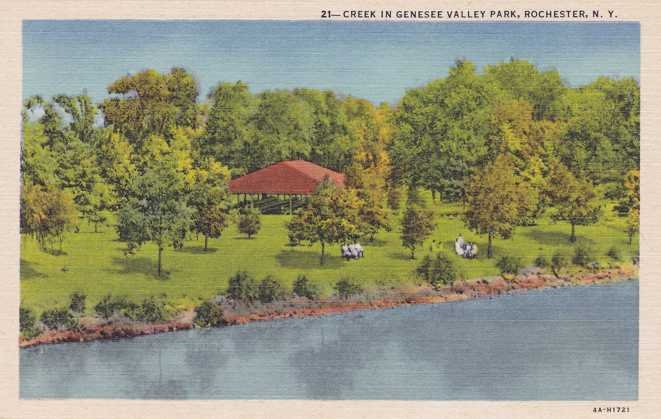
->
204, 81, 254, 167
344, 100, 393, 240
464, 155, 533, 258
188, 162, 231, 250
400, 199, 435, 259
287, 178, 361, 265
101, 68, 199, 146
21, 183, 77, 252
238, 206, 261, 239
246, 90, 314, 170
116, 161, 192, 277
547, 161, 601, 242
391, 60, 499, 201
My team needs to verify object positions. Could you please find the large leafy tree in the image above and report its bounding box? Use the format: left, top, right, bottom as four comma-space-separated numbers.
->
188, 161, 232, 250
246, 90, 314, 170
546, 161, 601, 242
101, 68, 199, 147
344, 100, 393, 240
464, 155, 534, 257
391, 59, 500, 201
295, 88, 352, 171
287, 179, 361, 265
21, 183, 78, 252
116, 160, 192, 277
204, 81, 254, 168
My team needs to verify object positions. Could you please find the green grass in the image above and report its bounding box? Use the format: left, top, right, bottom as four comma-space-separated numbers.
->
20, 194, 638, 315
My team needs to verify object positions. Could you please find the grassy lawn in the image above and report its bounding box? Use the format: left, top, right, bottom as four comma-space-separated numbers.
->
20, 193, 638, 315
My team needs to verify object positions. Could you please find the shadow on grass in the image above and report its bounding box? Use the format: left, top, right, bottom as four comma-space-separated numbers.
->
106, 256, 175, 279
363, 238, 388, 247
387, 251, 413, 261
177, 246, 219, 254
276, 249, 344, 269
20, 259, 46, 279
523, 230, 594, 246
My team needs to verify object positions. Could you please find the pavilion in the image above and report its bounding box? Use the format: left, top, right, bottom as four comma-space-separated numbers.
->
229, 160, 345, 213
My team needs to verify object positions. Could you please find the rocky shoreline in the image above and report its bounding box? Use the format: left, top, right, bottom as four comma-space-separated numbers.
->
20, 266, 637, 349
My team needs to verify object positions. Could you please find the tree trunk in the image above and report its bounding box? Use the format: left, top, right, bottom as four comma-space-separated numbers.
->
410, 247, 415, 259
628, 231, 633, 245
204, 235, 209, 251
320, 241, 326, 265
94, 222, 98, 233
570, 222, 576, 243
157, 246, 163, 277
487, 232, 494, 258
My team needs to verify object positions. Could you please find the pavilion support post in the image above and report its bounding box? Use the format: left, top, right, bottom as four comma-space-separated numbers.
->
289, 195, 293, 215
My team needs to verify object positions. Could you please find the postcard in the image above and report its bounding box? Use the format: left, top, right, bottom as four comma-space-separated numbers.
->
1, 1, 659, 418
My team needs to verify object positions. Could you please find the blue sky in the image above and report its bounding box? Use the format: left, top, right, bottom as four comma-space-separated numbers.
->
23, 21, 639, 104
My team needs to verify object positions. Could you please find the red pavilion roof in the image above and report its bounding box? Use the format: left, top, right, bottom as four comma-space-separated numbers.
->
229, 160, 345, 195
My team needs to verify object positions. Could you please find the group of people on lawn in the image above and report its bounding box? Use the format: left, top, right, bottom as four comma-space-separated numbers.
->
341, 234, 477, 261
341, 243, 364, 260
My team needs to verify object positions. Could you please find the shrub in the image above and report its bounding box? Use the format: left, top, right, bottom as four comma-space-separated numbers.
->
138, 297, 166, 322
334, 277, 363, 299
293, 274, 319, 300
534, 255, 548, 268
416, 252, 457, 289
607, 246, 621, 261
227, 271, 259, 304
572, 242, 594, 267
551, 251, 569, 278
69, 291, 86, 314
40, 307, 76, 330
94, 294, 135, 320
194, 301, 225, 327
238, 207, 261, 239
496, 256, 521, 276
20, 306, 39, 337
258, 275, 287, 303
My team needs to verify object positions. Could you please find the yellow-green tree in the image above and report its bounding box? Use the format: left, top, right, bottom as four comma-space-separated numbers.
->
287, 178, 361, 265
464, 155, 534, 257
547, 161, 601, 242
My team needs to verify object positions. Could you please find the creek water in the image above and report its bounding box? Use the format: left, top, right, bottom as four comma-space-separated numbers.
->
21, 280, 638, 400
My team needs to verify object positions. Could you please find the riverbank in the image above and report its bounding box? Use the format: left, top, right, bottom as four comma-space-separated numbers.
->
19, 266, 637, 349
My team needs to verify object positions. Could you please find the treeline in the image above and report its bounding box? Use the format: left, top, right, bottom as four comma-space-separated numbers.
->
20, 59, 640, 272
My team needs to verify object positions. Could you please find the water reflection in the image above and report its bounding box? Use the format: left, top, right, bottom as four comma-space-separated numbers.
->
21, 281, 638, 400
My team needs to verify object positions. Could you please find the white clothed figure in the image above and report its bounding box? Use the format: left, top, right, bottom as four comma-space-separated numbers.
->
455, 239, 465, 256
355, 243, 364, 258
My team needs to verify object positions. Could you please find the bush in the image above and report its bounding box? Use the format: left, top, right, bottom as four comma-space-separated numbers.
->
40, 307, 76, 330
607, 246, 621, 261
496, 256, 521, 276
534, 255, 548, 268
258, 275, 287, 303
227, 271, 259, 304
416, 252, 457, 289
551, 251, 569, 278
94, 294, 135, 320
138, 297, 166, 322
238, 207, 261, 239
334, 277, 363, 299
69, 291, 86, 314
20, 306, 39, 337
293, 274, 319, 300
194, 301, 225, 327
572, 242, 594, 267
